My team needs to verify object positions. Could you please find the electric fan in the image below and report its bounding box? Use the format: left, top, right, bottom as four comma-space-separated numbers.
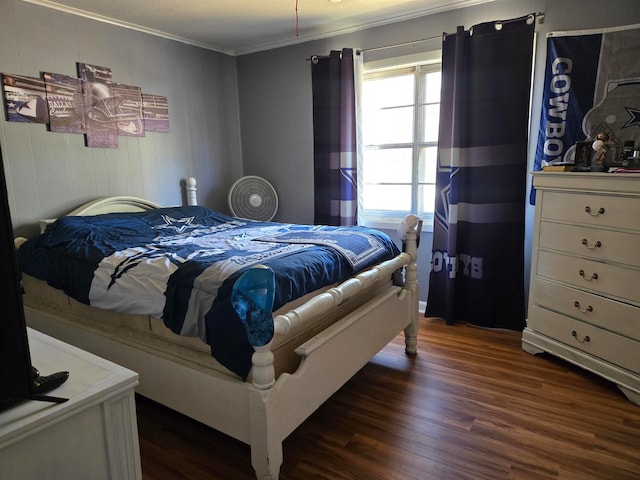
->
228, 176, 278, 221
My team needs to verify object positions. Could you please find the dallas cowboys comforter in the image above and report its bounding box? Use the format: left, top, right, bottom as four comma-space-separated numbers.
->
18, 205, 400, 379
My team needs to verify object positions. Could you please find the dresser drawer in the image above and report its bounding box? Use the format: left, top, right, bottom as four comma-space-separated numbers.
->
539, 221, 640, 267
527, 304, 640, 373
541, 191, 640, 232
537, 250, 640, 304
532, 278, 640, 339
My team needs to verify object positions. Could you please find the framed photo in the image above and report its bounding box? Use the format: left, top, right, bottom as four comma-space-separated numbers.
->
142, 93, 169, 133
111, 83, 144, 137
77, 62, 118, 148
2, 73, 48, 124
574, 141, 592, 166
43, 72, 86, 134
604, 144, 623, 167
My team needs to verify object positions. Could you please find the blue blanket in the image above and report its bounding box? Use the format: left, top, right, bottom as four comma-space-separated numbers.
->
18, 206, 400, 379
255, 226, 387, 269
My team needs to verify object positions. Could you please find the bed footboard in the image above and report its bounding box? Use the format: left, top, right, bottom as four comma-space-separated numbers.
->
251, 215, 421, 392
247, 215, 421, 479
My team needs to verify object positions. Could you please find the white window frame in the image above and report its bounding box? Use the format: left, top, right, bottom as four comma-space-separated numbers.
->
357, 52, 442, 232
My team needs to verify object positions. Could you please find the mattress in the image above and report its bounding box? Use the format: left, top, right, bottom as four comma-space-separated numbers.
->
22, 272, 392, 381
18, 205, 401, 379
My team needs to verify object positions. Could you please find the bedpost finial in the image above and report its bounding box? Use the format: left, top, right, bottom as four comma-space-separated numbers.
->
185, 177, 198, 206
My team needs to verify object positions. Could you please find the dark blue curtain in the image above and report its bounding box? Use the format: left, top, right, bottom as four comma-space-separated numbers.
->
425, 16, 535, 330
311, 48, 357, 226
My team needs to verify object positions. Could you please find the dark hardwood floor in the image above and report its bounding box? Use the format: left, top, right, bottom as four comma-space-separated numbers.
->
136, 318, 640, 479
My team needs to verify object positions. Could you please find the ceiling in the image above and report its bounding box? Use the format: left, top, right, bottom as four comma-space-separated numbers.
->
23, 0, 497, 56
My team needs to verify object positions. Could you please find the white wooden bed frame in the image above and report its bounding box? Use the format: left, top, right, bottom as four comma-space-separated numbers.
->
17, 180, 421, 480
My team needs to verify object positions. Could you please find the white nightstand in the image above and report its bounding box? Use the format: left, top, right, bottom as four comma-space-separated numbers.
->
0, 328, 142, 479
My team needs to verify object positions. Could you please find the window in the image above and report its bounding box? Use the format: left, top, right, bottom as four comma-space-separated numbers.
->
359, 61, 441, 230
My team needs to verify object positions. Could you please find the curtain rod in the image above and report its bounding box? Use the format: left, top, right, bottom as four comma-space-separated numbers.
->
357, 34, 443, 55
307, 12, 544, 62
306, 35, 441, 62
359, 11, 544, 53
487, 11, 545, 29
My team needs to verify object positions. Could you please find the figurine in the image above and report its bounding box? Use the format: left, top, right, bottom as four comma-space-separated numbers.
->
591, 132, 609, 171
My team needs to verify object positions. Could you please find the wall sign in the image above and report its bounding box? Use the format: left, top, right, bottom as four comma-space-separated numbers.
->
2, 62, 169, 148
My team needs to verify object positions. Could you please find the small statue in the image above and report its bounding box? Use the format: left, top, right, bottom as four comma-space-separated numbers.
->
591, 132, 609, 171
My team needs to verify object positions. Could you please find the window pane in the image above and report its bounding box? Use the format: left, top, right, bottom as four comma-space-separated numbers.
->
418, 147, 438, 183
421, 104, 440, 142
418, 184, 436, 215
360, 61, 441, 228
363, 75, 414, 108
363, 106, 414, 145
363, 148, 412, 183
423, 71, 442, 103
362, 185, 411, 211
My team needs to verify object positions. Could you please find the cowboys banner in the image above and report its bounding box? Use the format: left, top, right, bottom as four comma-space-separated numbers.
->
532, 24, 640, 200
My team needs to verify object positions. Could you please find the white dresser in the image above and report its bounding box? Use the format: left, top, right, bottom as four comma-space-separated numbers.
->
0, 328, 142, 479
523, 172, 640, 406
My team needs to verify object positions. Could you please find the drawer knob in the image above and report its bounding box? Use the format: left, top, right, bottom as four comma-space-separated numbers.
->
573, 301, 593, 313
584, 206, 605, 216
572, 330, 590, 343
579, 269, 598, 281
581, 238, 602, 249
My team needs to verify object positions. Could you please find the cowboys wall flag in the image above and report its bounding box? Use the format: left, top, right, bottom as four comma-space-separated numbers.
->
532, 23, 640, 201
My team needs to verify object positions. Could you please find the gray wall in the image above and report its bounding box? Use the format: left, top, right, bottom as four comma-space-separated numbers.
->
237, 0, 640, 304
1, 0, 639, 305
0, 0, 243, 238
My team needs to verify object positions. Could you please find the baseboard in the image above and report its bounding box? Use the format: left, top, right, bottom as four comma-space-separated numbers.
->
419, 300, 426, 315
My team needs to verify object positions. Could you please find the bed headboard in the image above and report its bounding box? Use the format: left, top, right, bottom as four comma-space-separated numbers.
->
66, 196, 162, 216
66, 177, 197, 216
16, 196, 163, 248
32, 196, 163, 235
17, 177, 198, 243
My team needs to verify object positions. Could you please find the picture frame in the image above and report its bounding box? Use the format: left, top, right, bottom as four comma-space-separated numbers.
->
574, 141, 592, 167
2, 61, 169, 149
604, 144, 623, 167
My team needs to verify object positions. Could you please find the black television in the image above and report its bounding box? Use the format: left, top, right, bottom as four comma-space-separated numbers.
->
0, 145, 68, 410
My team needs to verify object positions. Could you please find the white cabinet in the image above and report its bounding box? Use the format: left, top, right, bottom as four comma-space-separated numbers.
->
0, 328, 142, 479
523, 172, 640, 406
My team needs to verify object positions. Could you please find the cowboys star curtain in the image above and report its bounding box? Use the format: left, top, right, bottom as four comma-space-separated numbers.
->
425, 16, 535, 329
311, 48, 358, 226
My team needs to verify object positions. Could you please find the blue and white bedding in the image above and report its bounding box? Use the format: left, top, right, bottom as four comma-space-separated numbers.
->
18, 206, 400, 379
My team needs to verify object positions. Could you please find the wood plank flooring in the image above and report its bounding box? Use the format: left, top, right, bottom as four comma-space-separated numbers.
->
136, 318, 640, 479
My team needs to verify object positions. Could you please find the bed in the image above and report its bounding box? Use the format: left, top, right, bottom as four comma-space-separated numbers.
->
14, 180, 421, 480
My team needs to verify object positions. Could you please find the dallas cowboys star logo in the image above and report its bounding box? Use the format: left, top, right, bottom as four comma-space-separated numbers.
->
152, 214, 198, 233
623, 107, 640, 129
